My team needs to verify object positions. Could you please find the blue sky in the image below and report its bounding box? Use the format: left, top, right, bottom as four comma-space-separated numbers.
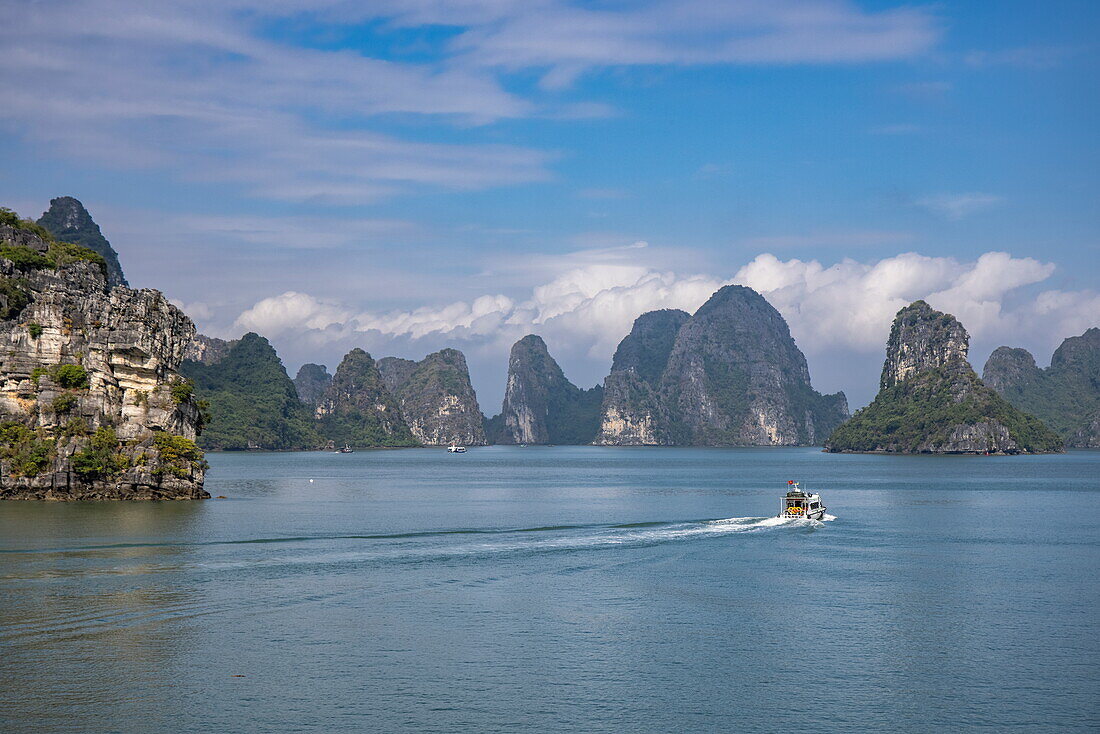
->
1, 0, 1097, 409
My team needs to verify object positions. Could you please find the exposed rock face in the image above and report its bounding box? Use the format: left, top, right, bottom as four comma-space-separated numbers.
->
493, 335, 603, 445
826, 301, 1063, 454
37, 196, 128, 288
594, 309, 689, 445
293, 363, 332, 410
317, 348, 418, 447
0, 219, 207, 499
982, 328, 1100, 447
184, 334, 235, 365
180, 333, 319, 451
377, 357, 418, 395
379, 349, 486, 446
598, 287, 846, 446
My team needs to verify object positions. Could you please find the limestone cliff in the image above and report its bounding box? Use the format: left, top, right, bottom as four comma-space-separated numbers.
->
982, 328, 1100, 447
492, 335, 603, 445
826, 301, 1062, 454
379, 349, 486, 446
37, 196, 128, 288
184, 334, 235, 365
613, 286, 848, 446
594, 309, 689, 445
316, 348, 418, 447
0, 212, 207, 499
293, 363, 332, 411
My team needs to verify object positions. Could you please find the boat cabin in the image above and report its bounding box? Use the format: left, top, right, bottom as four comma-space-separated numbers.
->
779, 481, 826, 520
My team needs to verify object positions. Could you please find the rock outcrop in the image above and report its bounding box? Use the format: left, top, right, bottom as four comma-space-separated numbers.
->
826, 301, 1063, 454
491, 335, 603, 445
378, 349, 486, 446
316, 348, 419, 447
597, 288, 847, 446
594, 309, 689, 445
293, 363, 332, 411
37, 196, 128, 288
0, 211, 207, 499
982, 328, 1100, 447
184, 334, 235, 365
180, 333, 319, 451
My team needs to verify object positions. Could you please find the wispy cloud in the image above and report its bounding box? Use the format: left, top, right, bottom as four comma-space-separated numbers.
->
915, 192, 1003, 220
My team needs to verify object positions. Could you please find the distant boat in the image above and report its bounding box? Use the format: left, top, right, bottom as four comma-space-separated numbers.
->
778, 481, 826, 521
447, 444, 467, 453
335, 444, 353, 454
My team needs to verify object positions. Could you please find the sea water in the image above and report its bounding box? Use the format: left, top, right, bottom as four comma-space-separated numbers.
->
1, 447, 1098, 732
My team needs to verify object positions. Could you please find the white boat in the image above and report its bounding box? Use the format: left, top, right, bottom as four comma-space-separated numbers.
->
778, 481, 826, 520
447, 445, 467, 453
335, 444, 353, 454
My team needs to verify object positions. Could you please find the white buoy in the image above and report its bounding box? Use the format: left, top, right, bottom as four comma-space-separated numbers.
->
309, 479, 314, 483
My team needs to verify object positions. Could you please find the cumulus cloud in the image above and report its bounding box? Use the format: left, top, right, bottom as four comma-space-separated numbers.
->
227, 249, 1099, 407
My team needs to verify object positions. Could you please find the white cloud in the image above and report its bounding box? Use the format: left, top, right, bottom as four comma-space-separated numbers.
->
915, 192, 1003, 220
225, 249, 1099, 408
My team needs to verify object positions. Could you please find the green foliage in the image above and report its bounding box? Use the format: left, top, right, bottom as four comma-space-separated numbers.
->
0, 208, 53, 241
0, 207, 109, 277
61, 417, 89, 437
169, 378, 195, 405
51, 393, 77, 413
826, 367, 1063, 453
316, 348, 419, 448
180, 332, 321, 450
0, 422, 55, 477
27, 322, 43, 338
30, 367, 48, 386
544, 384, 604, 445
0, 277, 31, 320
52, 364, 89, 389
71, 427, 128, 479
151, 431, 206, 477
47, 241, 107, 276
0, 244, 52, 270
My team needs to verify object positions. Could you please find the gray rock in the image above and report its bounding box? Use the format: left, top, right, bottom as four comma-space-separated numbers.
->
37, 196, 128, 288
0, 223, 207, 499
379, 350, 486, 446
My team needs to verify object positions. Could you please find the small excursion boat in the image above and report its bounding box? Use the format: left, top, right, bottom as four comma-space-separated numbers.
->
336, 444, 353, 454
779, 481, 826, 521
447, 445, 467, 453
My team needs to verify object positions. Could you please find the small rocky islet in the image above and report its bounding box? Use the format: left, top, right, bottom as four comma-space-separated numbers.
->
1, 199, 1091, 499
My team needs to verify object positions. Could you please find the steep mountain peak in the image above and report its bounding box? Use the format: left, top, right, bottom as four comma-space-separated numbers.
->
982, 346, 1040, 393
881, 300, 969, 390
293, 363, 331, 409
495, 334, 602, 445
381, 349, 485, 446
826, 302, 1062, 454
37, 196, 128, 288
1051, 327, 1100, 370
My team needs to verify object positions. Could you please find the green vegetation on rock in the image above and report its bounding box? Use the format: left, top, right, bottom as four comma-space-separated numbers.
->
826, 301, 1062, 454
71, 427, 129, 479
982, 329, 1100, 447
180, 332, 320, 450
37, 197, 128, 287
317, 348, 419, 448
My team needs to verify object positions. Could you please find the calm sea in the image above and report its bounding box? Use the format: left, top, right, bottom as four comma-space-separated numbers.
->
1, 447, 1098, 733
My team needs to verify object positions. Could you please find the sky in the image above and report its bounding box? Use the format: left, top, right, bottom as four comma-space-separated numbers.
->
1, 0, 1098, 410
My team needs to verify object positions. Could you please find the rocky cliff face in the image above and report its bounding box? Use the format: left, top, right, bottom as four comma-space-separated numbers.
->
180, 333, 319, 451
493, 335, 603, 445
293, 363, 332, 411
982, 328, 1100, 447
826, 301, 1062, 454
597, 287, 846, 446
37, 196, 128, 288
184, 334, 235, 365
0, 216, 207, 499
594, 309, 689, 445
317, 348, 418, 447
379, 349, 486, 446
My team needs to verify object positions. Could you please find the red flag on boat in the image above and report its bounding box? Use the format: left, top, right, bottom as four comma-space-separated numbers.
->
788, 480, 794, 485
